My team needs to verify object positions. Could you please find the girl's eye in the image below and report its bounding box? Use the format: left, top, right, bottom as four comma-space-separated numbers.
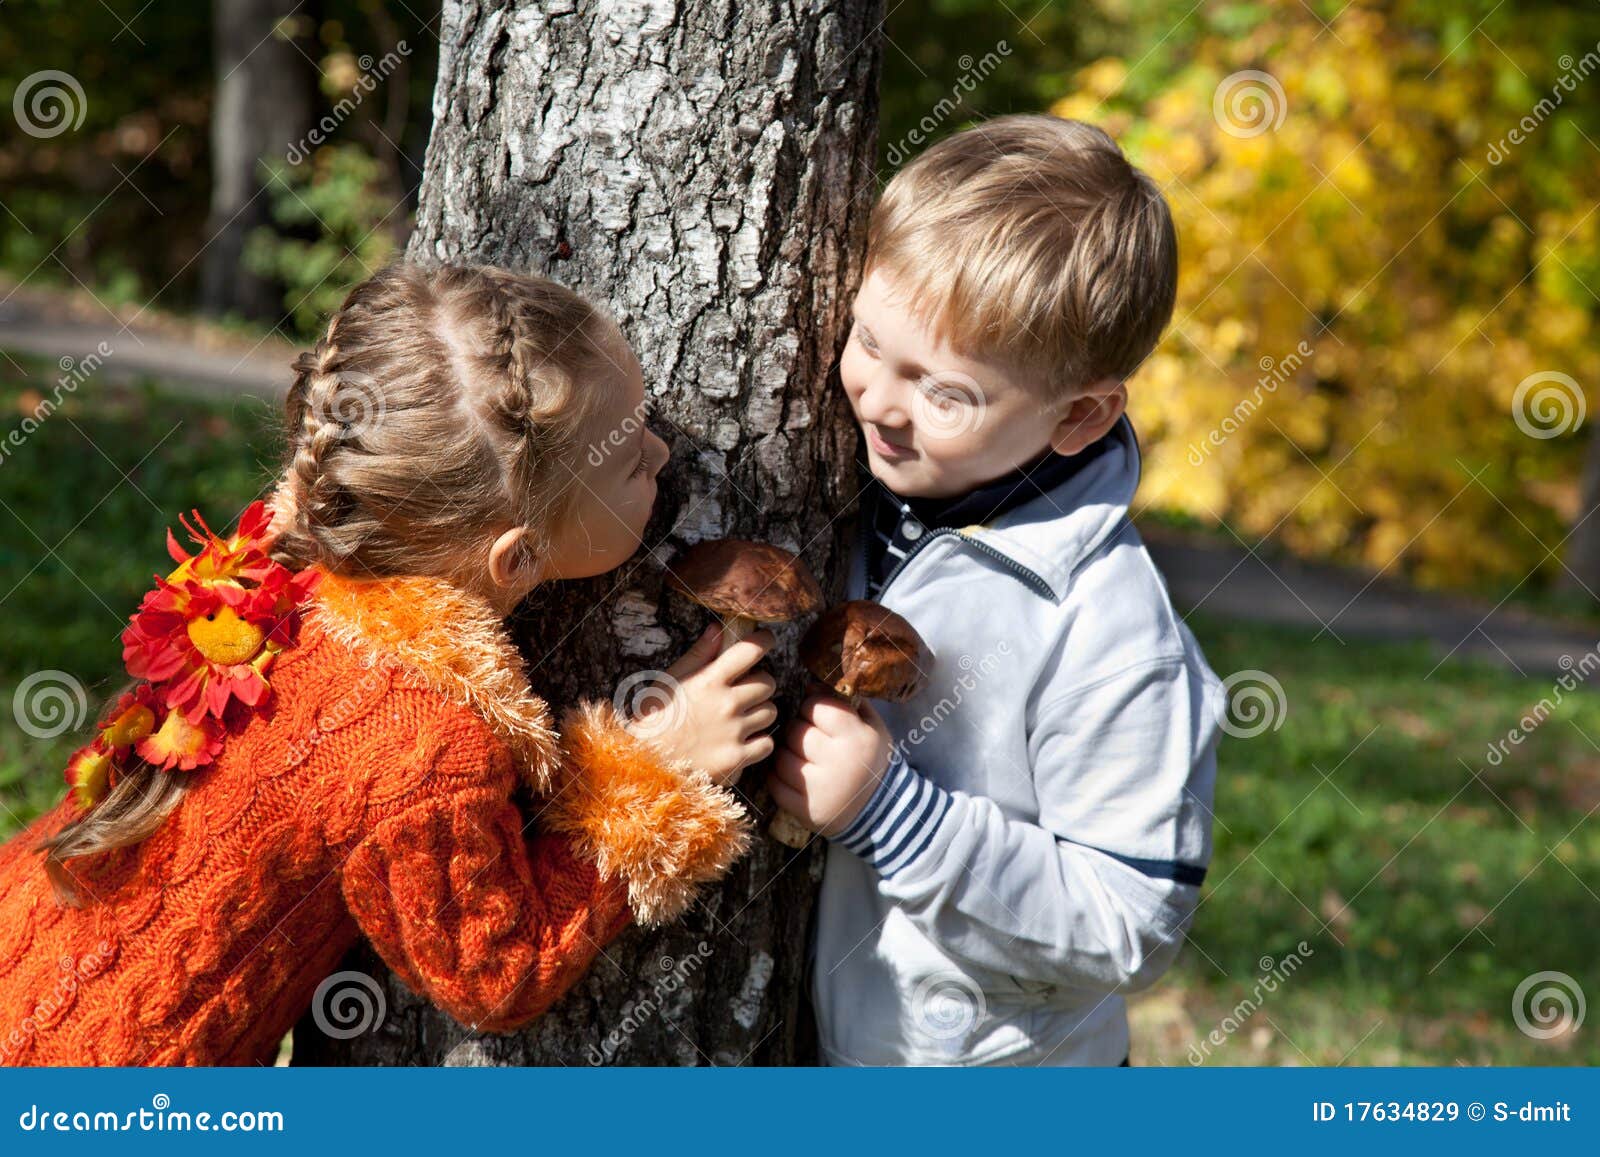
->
629, 445, 653, 479
854, 324, 878, 356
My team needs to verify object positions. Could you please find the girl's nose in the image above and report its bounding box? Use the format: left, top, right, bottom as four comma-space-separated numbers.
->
645, 429, 670, 478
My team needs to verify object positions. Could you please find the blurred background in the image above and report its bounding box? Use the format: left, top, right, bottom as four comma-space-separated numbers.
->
1, 0, 1597, 1065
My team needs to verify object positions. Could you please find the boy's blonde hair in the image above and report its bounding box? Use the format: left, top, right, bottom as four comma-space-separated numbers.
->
38, 261, 620, 903
867, 114, 1177, 396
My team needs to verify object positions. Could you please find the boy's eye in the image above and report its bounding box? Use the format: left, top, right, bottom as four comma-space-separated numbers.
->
629, 452, 650, 479
854, 324, 879, 355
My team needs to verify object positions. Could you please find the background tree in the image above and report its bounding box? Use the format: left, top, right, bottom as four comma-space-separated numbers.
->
292, 0, 882, 1065
200, 0, 318, 319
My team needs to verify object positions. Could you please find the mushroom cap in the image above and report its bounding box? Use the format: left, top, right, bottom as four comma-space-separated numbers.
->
801, 600, 930, 702
665, 538, 824, 623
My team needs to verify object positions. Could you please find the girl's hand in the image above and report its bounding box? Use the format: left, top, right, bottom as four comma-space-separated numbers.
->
624, 625, 778, 786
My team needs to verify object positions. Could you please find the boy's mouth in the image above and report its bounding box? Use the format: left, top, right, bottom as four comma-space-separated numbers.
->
865, 424, 916, 461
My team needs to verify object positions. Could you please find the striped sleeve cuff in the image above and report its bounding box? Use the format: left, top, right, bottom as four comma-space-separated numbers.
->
830, 750, 954, 879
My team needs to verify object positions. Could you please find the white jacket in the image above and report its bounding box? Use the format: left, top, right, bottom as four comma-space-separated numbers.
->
808, 416, 1224, 1066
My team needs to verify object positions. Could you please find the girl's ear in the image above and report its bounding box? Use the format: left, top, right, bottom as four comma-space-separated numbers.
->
1048, 378, 1126, 457
487, 525, 543, 593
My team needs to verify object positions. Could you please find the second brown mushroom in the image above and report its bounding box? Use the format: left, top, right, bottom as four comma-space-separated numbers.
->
769, 600, 931, 848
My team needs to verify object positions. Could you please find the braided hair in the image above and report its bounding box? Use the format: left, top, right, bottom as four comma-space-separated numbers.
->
268, 262, 621, 590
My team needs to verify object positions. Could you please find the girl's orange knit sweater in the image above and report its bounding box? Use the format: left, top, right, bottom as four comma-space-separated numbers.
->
0, 563, 752, 1066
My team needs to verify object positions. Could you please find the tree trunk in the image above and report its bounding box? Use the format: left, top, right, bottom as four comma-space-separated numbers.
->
293, 0, 881, 1065
1560, 420, 1600, 596
201, 0, 317, 319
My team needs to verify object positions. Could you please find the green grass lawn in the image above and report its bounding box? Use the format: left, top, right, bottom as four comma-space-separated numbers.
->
0, 352, 283, 827
2, 352, 1594, 1066
1134, 615, 1599, 1066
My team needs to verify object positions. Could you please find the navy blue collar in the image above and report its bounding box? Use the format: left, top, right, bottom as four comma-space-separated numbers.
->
869, 436, 1113, 532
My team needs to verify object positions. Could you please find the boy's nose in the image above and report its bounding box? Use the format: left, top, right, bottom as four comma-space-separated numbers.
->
854, 374, 909, 429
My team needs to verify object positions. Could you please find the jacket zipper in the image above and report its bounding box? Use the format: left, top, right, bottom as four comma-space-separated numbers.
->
876, 526, 1056, 602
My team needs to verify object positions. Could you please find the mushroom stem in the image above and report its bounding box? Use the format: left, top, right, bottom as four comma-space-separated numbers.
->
717, 614, 756, 654
768, 809, 812, 849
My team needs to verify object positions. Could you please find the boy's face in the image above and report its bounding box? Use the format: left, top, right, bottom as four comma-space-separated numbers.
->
841, 267, 1082, 500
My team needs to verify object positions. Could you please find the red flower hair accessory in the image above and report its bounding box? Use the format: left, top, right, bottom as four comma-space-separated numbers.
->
65, 500, 322, 810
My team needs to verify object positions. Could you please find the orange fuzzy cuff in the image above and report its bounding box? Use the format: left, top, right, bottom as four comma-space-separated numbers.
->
542, 700, 753, 926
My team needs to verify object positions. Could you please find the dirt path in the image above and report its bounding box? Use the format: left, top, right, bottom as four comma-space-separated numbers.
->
1144, 525, 1597, 678
0, 282, 290, 401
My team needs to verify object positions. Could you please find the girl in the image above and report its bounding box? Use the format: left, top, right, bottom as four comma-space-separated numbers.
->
0, 263, 778, 1066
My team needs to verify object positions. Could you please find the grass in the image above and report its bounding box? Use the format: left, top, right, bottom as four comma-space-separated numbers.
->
1, 352, 1595, 1066
1134, 615, 1600, 1066
0, 352, 283, 829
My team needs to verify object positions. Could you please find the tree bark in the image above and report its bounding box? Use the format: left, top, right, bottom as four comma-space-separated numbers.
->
293, 0, 881, 1065
201, 0, 317, 319
1560, 421, 1600, 596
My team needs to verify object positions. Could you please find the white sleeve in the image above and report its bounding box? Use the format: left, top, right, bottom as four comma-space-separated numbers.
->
831, 656, 1221, 992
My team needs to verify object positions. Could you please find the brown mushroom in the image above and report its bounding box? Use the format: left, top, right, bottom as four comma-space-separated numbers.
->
665, 538, 824, 650
769, 601, 931, 848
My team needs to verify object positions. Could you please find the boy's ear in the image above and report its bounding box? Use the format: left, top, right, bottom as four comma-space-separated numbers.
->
488, 525, 542, 591
1048, 377, 1126, 457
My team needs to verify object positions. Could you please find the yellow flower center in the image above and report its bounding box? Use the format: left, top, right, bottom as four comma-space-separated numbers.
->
186, 606, 266, 666
101, 703, 156, 748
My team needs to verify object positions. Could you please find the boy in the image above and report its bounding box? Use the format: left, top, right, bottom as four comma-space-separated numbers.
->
769, 115, 1223, 1066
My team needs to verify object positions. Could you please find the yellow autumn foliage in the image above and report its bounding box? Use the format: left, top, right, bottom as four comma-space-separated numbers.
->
1054, 0, 1600, 590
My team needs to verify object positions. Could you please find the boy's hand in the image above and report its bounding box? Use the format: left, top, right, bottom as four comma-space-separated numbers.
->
770, 695, 893, 837
625, 624, 778, 787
